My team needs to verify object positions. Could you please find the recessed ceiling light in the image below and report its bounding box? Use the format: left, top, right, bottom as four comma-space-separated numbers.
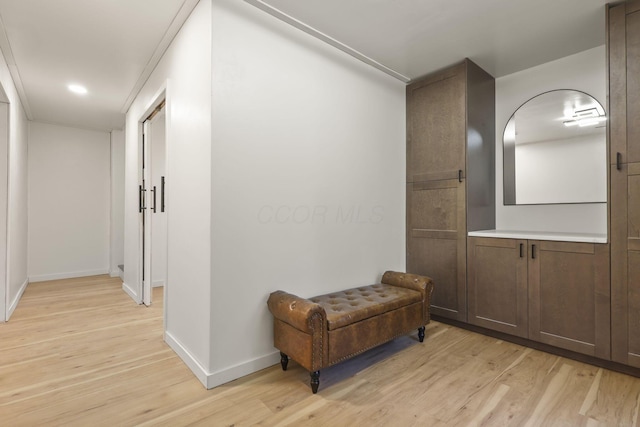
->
68, 84, 88, 95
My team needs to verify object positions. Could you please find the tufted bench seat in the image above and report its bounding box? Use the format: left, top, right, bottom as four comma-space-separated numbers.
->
267, 271, 434, 393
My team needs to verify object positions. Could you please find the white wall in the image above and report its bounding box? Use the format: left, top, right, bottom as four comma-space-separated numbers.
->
0, 49, 29, 321
124, 0, 212, 385
7, 103, 27, 316
495, 45, 607, 234
515, 132, 606, 205
208, 0, 406, 387
150, 111, 166, 287
28, 122, 110, 281
110, 129, 125, 278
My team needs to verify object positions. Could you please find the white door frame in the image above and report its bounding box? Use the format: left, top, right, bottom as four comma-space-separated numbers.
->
0, 101, 8, 322
142, 120, 152, 306
147, 110, 168, 291
137, 86, 167, 307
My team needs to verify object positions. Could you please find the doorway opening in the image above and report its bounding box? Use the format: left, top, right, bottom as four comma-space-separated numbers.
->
140, 99, 167, 307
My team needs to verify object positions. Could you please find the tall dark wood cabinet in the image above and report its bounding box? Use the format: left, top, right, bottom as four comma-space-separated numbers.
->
609, 0, 640, 367
406, 60, 495, 321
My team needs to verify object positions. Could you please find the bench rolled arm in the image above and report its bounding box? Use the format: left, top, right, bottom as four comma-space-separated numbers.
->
382, 271, 434, 323
267, 290, 327, 334
382, 271, 434, 295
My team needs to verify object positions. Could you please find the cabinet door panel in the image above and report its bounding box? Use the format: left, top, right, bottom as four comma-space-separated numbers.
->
610, 3, 627, 163
407, 179, 466, 321
627, 10, 640, 164
627, 250, 640, 366
610, 2, 640, 367
529, 241, 610, 359
407, 69, 465, 181
410, 181, 459, 231
611, 163, 629, 362
620, 164, 640, 366
408, 236, 464, 319
539, 251, 595, 344
610, 5, 640, 165
467, 237, 527, 337
629, 0, 640, 14
612, 164, 640, 365
629, 166, 640, 238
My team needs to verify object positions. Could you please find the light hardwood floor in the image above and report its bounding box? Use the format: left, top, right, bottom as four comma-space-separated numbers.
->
1, 275, 640, 426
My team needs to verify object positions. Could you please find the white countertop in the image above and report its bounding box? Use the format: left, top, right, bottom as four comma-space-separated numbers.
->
467, 229, 608, 244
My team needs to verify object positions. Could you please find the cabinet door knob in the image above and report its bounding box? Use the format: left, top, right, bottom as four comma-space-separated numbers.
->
458, 169, 463, 182
617, 152, 622, 170
532, 244, 537, 259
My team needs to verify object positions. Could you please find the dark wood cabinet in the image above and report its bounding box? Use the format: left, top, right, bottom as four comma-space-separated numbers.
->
528, 241, 610, 359
610, 1, 640, 166
406, 59, 495, 322
467, 237, 528, 337
610, 161, 640, 366
609, 0, 640, 368
468, 236, 610, 358
407, 64, 465, 182
407, 180, 466, 320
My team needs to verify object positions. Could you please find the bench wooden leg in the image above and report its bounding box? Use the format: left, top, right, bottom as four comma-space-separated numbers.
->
310, 371, 320, 394
418, 326, 425, 342
280, 352, 289, 371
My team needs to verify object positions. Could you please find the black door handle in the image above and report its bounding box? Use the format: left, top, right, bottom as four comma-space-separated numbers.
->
161, 176, 165, 213
139, 185, 146, 213
151, 186, 157, 213
617, 152, 622, 170
519, 243, 524, 258
458, 169, 463, 182
531, 244, 537, 259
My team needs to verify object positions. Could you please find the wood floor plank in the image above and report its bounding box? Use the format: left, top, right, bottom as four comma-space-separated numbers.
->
580, 368, 640, 425
2, 275, 640, 425
580, 368, 604, 416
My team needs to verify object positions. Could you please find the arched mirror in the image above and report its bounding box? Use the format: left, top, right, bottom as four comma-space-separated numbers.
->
503, 89, 607, 205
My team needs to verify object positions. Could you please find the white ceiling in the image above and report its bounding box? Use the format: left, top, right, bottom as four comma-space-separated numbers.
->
251, 0, 609, 81
0, 0, 197, 132
0, 0, 610, 133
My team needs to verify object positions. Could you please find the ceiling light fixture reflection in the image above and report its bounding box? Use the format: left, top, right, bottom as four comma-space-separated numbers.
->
573, 107, 599, 118
68, 84, 88, 95
564, 116, 607, 127
563, 106, 606, 127
577, 117, 607, 127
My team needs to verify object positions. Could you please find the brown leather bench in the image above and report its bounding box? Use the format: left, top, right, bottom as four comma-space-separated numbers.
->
267, 271, 434, 393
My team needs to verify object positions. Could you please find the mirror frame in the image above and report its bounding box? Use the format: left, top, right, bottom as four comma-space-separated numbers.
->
503, 89, 607, 206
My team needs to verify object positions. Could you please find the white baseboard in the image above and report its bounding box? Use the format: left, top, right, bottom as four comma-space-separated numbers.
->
206, 351, 281, 390
110, 266, 125, 280
6, 278, 28, 320
164, 331, 210, 388
164, 331, 280, 390
122, 281, 141, 304
29, 269, 110, 283
152, 280, 165, 288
